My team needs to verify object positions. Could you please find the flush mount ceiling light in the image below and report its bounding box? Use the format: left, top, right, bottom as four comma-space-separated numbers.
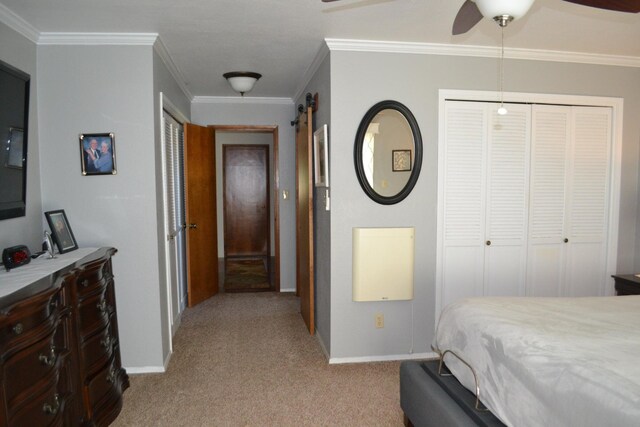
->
223, 71, 262, 96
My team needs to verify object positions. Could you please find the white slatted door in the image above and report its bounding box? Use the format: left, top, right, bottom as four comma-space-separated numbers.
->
526, 105, 571, 296
440, 101, 487, 310
564, 107, 612, 296
484, 104, 530, 296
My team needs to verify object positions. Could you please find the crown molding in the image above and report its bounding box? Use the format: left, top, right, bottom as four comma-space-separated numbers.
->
153, 36, 193, 101
325, 38, 640, 68
192, 96, 294, 105
38, 32, 158, 45
0, 3, 39, 43
292, 41, 330, 102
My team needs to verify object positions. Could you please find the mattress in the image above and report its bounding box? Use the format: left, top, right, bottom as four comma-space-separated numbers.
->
433, 296, 640, 427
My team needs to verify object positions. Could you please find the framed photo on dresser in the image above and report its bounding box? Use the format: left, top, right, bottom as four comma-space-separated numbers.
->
45, 209, 78, 254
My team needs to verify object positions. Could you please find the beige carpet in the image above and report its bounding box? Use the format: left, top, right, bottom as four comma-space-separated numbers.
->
113, 292, 404, 426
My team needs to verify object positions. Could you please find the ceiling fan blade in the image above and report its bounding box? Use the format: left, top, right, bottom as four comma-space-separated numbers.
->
562, 0, 640, 13
452, 0, 484, 35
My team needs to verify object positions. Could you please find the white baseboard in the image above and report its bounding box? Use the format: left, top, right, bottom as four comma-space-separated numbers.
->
280, 288, 295, 293
125, 365, 166, 374
125, 350, 172, 374
328, 351, 438, 365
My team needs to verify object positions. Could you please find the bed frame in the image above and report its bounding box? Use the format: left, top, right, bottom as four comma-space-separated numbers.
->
400, 360, 505, 427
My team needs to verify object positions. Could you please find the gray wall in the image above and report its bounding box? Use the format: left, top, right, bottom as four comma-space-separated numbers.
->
37, 44, 167, 369
329, 50, 640, 359
191, 100, 297, 290
296, 54, 332, 354
0, 22, 42, 251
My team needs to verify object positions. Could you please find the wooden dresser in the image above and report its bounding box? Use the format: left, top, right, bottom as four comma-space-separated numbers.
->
0, 247, 128, 426
611, 274, 640, 296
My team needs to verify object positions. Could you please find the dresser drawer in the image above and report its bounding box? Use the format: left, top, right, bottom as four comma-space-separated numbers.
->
3, 329, 60, 403
0, 288, 62, 349
77, 284, 112, 339
80, 323, 115, 374
75, 259, 113, 299
85, 355, 124, 414
6, 370, 68, 427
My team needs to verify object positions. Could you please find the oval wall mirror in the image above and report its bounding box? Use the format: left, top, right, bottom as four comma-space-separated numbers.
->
354, 100, 423, 205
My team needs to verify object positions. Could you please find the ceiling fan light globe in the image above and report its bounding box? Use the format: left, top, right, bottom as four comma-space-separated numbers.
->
474, 0, 535, 21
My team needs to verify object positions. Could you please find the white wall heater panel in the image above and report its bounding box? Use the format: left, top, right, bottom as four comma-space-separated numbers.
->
352, 227, 415, 302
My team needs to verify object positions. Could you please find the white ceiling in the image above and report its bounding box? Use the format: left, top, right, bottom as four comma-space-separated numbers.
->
1, 0, 639, 99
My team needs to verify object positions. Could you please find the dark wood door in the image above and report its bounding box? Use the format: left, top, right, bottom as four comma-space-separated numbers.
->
184, 123, 218, 307
296, 107, 314, 335
223, 145, 270, 259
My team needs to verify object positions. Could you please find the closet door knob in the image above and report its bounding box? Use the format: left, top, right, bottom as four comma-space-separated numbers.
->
486, 240, 491, 246
564, 238, 569, 243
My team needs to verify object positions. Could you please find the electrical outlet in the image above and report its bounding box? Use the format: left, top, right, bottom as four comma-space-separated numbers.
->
375, 313, 384, 329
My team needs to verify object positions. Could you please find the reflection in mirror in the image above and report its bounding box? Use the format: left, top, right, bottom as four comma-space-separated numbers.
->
363, 110, 414, 197
0, 59, 30, 220
354, 101, 422, 205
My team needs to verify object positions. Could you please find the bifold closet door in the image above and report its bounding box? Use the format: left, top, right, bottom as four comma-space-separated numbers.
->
526, 105, 571, 297
440, 101, 530, 311
564, 107, 612, 296
526, 105, 612, 297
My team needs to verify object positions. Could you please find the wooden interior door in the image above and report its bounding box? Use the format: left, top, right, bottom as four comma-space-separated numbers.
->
223, 145, 270, 259
184, 123, 218, 306
296, 107, 314, 335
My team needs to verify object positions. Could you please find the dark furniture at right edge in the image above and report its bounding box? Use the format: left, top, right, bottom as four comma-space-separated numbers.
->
612, 274, 640, 295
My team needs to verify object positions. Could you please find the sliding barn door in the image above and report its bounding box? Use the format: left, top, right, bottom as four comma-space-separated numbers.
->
296, 107, 314, 335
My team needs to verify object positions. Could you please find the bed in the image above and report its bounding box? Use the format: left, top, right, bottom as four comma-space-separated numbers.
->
402, 296, 640, 427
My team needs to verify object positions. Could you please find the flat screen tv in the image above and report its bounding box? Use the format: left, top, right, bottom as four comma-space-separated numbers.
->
0, 58, 30, 220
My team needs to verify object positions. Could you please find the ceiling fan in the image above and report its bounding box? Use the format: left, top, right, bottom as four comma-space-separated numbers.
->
453, 0, 640, 35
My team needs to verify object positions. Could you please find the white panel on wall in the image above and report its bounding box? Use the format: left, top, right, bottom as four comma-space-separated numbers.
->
352, 227, 414, 302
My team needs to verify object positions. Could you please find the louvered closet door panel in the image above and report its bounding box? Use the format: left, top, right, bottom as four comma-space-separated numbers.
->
441, 101, 487, 309
564, 107, 612, 296
526, 105, 570, 296
484, 104, 530, 296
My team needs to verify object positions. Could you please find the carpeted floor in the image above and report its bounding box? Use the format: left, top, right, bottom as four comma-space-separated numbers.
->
112, 292, 404, 426
223, 258, 271, 292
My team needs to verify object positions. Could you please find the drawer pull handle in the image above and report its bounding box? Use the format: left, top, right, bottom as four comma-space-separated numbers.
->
43, 393, 60, 415
13, 323, 23, 335
81, 279, 89, 287
97, 299, 109, 313
39, 345, 57, 367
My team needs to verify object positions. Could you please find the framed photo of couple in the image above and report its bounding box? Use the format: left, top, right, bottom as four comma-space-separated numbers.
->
79, 133, 117, 176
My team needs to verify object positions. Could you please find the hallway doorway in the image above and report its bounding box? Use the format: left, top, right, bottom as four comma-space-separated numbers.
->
212, 126, 280, 293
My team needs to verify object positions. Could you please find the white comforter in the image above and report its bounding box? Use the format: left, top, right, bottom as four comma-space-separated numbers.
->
434, 296, 640, 427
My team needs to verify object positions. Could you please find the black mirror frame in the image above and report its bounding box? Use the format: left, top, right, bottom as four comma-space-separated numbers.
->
354, 100, 423, 205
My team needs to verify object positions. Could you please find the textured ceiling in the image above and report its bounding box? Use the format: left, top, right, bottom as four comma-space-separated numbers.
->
1, 0, 639, 98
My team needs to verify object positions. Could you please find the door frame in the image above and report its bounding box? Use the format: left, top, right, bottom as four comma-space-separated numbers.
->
159, 93, 190, 354
210, 125, 281, 291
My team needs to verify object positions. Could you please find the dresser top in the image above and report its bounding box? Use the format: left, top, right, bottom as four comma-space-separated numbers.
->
0, 247, 115, 306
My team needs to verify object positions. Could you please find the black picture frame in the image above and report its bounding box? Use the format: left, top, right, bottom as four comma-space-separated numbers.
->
79, 133, 117, 176
353, 100, 423, 205
392, 149, 412, 172
44, 209, 78, 254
